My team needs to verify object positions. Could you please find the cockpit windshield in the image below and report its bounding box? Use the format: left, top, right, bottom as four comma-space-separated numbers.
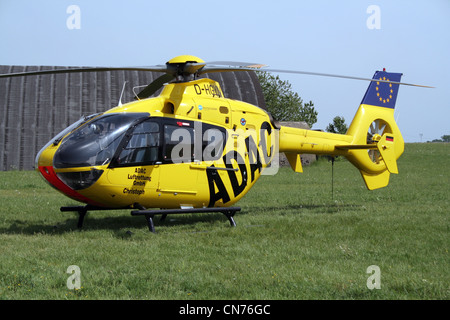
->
53, 113, 148, 168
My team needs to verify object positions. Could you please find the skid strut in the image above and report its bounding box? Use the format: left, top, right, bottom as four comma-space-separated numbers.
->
60, 205, 127, 229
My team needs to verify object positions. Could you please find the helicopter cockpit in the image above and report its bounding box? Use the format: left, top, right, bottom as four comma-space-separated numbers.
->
53, 113, 151, 168
51, 112, 227, 171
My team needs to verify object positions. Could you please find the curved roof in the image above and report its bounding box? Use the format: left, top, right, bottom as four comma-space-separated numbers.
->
0, 66, 266, 170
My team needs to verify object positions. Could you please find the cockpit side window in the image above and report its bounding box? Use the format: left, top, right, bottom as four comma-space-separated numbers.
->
162, 121, 227, 164
116, 120, 160, 166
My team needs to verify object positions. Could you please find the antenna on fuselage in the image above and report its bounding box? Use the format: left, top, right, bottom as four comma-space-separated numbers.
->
118, 81, 127, 106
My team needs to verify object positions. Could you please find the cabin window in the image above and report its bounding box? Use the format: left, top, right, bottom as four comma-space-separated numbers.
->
202, 128, 226, 161
163, 124, 195, 163
162, 122, 227, 163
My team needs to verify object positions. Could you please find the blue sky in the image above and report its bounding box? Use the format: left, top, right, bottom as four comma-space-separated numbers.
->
0, 0, 448, 142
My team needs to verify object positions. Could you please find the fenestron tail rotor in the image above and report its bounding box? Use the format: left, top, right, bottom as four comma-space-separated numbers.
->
367, 119, 390, 164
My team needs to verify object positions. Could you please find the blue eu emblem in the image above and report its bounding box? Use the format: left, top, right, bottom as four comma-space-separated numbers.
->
361, 71, 402, 109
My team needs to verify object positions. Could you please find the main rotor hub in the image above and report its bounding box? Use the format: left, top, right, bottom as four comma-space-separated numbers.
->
166, 55, 206, 81
167, 55, 205, 64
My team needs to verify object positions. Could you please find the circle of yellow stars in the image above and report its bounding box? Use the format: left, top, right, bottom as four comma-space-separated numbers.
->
376, 77, 394, 104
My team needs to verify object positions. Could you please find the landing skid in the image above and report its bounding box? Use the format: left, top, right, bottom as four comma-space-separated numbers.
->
131, 206, 240, 233
60, 204, 240, 233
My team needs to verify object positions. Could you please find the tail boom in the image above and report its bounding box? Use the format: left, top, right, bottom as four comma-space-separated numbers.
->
278, 70, 405, 190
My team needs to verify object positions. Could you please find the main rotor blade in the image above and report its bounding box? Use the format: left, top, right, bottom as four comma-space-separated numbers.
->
201, 64, 433, 88
260, 68, 435, 88
199, 65, 266, 75
199, 61, 267, 75
203, 64, 434, 88
183, 62, 207, 74
0, 60, 434, 89
0, 66, 169, 78
206, 61, 266, 68
135, 73, 175, 100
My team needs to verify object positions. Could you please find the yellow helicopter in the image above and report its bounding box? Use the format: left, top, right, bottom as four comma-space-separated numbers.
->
0, 55, 432, 232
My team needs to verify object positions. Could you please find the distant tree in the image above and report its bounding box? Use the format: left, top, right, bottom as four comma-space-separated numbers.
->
257, 72, 318, 127
326, 116, 348, 134
430, 135, 449, 143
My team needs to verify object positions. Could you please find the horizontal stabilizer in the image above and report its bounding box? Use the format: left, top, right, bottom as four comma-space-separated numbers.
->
335, 144, 377, 150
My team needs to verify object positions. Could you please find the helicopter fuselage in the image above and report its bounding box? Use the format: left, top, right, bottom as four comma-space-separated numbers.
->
35, 78, 277, 209
1, 54, 415, 231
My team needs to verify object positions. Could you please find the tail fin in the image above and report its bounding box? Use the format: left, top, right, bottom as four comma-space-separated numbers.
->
341, 70, 405, 190
360, 70, 402, 109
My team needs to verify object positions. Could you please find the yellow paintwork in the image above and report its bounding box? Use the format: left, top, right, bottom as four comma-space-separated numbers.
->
278, 103, 404, 190
36, 59, 404, 208
167, 55, 205, 64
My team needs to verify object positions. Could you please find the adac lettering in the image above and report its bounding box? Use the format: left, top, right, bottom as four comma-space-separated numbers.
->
206, 167, 231, 207
225, 150, 247, 197
206, 151, 247, 207
206, 121, 272, 207
259, 121, 274, 163
124, 167, 151, 195
245, 134, 262, 182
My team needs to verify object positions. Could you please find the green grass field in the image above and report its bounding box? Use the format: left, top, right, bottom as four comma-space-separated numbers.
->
0, 143, 448, 300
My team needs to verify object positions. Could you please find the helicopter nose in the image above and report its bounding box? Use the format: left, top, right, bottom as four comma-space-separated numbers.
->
38, 165, 68, 191
37, 165, 101, 205
35, 139, 103, 206
35, 141, 64, 190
